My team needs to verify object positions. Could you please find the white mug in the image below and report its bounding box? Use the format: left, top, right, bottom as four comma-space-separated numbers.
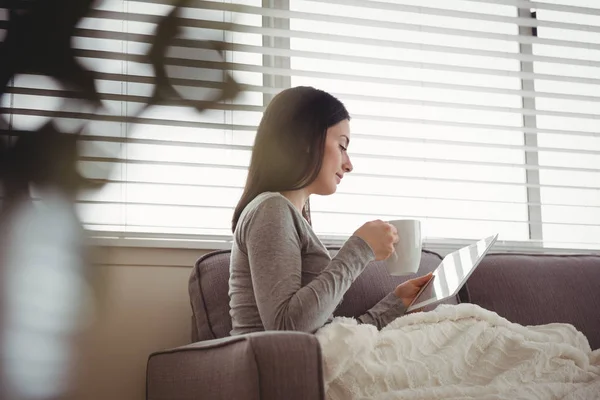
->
385, 219, 422, 276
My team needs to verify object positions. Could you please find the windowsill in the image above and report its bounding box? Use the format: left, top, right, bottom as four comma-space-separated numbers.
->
87, 234, 600, 256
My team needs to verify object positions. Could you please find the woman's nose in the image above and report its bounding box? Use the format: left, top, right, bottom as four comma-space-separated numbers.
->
343, 155, 353, 173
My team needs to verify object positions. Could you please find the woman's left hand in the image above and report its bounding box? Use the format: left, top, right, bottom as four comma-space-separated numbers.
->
394, 272, 434, 308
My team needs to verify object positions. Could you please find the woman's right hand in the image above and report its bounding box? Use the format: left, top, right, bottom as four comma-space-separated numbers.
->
354, 220, 399, 261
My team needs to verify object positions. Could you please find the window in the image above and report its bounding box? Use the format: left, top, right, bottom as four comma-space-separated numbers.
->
1, 0, 599, 251
533, 3, 600, 249
288, 0, 527, 243
75, 1, 263, 238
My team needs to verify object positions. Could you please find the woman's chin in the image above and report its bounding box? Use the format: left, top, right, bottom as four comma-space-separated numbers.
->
324, 185, 338, 196
313, 184, 337, 196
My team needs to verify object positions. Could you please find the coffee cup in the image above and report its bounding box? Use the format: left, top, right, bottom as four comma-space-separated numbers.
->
385, 219, 422, 276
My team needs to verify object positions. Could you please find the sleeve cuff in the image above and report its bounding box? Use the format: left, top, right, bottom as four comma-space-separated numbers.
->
329, 235, 376, 281
377, 292, 408, 325
345, 235, 375, 262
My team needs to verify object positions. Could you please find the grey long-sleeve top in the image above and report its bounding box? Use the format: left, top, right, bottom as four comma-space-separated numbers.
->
228, 192, 407, 335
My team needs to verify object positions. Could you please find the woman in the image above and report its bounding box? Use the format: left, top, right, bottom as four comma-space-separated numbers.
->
229, 86, 432, 335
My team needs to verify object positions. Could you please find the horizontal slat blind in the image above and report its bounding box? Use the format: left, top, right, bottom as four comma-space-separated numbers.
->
533, 3, 600, 249
291, 0, 600, 250
1, 0, 599, 250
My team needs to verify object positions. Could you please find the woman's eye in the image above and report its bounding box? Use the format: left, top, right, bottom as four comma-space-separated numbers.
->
339, 144, 347, 152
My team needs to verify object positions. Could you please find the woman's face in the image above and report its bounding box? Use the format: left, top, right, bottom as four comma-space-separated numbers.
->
308, 119, 353, 196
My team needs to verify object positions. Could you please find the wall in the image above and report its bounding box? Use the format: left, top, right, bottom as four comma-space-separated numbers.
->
73, 246, 208, 400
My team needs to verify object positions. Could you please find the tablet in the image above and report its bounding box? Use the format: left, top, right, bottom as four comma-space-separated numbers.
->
406, 234, 499, 312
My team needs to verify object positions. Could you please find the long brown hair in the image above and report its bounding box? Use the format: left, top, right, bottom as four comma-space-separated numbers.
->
232, 86, 350, 232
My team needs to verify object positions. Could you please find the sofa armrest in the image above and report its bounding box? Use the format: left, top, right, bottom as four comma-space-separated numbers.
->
146, 331, 324, 400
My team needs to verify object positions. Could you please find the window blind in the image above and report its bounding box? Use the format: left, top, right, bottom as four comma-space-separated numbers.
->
1, 0, 599, 251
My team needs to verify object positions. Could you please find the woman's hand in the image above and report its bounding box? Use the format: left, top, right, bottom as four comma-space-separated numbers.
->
394, 272, 434, 309
354, 220, 399, 261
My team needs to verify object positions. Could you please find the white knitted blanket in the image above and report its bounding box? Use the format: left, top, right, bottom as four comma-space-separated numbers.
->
316, 304, 600, 400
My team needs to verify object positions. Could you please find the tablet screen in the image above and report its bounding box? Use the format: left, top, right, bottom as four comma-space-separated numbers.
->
407, 234, 497, 311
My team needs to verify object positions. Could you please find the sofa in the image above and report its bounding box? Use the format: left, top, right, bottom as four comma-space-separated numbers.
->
146, 248, 600, 400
